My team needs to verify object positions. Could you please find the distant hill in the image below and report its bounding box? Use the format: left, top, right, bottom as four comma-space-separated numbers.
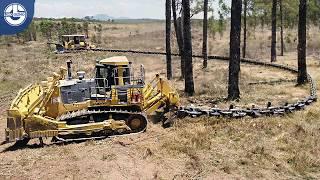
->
84, 14, 130, 21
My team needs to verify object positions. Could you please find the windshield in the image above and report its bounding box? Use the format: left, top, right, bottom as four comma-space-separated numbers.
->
96, 65, 115, 90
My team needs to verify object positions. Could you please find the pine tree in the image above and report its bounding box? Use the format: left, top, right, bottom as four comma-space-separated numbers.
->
242, 0, 247, 58
279, 0, 284, 56
182, 0, 195, 96
172, 0, 185, 79
228, 0, 242, 100
166, 0, 173, 79
297, 0, 308, 85
271, 0, 277, 62
203, 0, 209, 68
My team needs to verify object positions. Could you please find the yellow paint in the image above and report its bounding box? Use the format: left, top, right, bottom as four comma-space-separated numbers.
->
118, 66, 124, 86
5, 57, 180, 143
99, 56, 129, 66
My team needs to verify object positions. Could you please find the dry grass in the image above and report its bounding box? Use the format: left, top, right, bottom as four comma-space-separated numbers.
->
158, 106, 320, 179
0, 22, 319, 179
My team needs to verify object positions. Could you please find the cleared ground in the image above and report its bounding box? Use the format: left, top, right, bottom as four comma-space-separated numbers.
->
0, 22, 319, 179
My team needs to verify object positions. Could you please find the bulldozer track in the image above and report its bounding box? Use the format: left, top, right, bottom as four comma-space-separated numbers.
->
54, 109, 148, 142
59, 48, 317, 120
57, 109, 145, 121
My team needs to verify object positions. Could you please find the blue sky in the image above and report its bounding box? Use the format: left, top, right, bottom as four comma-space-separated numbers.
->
34, 0, 227, 19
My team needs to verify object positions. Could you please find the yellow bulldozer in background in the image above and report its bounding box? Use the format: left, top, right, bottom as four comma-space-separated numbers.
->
5, 56, 179, 145
49, 35, 96, 53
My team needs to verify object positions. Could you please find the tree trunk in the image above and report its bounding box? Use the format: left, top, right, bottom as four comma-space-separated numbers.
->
172, 0, 184, 78
202, 0, 209, 68
32, 30, 37, 41
271, 0, 277, 62
242, 0, 247, 58
297, 0, 308, 85
280, 0, 284, 56
182, 0, 195, 96
228, 0, 242, 100
28, 30, 33, 41
166, 0, 173, 80
180, 9, 186, 79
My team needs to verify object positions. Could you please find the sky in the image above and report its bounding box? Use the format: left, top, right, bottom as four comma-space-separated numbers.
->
35, 0, 166, 19
34, 0, 225, 19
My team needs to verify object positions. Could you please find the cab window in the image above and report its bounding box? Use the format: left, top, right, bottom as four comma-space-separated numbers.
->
80, 36, 85, 42
74, 36, 80, 44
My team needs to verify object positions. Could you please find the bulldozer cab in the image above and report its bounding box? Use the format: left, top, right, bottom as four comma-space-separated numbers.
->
62, 35, 86, 49
95, 56, 134, 92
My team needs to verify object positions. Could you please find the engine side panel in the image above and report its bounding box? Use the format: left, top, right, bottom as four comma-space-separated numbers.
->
60, 79, 94, 104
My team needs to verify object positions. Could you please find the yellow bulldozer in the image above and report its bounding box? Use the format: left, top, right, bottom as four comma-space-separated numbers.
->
5, 56, 179, 145
50, 35, 96, 53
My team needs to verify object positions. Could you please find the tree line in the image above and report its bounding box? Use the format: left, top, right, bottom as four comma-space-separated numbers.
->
165, 0, 314, 99
12, 19, 105, 44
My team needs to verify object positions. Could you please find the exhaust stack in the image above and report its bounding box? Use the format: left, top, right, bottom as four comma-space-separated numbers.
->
67, 60, 72, 80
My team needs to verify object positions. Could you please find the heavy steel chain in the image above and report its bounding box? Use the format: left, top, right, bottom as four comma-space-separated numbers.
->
178, 58, 317, 119
248, 79, 296, 86
60, 48, 318, 119
60, 48, 229, 60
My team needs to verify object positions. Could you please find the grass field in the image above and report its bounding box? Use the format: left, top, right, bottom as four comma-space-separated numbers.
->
0, 22, 319, 179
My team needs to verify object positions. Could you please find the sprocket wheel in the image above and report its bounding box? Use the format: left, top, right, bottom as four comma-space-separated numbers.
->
127, 115, 148, 133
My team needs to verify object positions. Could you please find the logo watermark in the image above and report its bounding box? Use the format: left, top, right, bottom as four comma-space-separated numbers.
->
0, 0, 34, 35
4, 3, 27, 26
